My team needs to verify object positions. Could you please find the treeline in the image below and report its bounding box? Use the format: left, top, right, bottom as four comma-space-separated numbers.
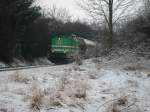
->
115, 0, 150, 49
1, 0, 149, 62
0, 0, 41, 62
86, 0, 150, 57
0, 0, 95, 62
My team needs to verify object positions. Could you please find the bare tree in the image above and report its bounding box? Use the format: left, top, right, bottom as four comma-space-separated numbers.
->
47, 5, 71, 23
78, 0, 137, 49
143, 0, 150, 16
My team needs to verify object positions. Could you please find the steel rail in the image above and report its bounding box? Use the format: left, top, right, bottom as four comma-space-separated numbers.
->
0, 64, 53, 72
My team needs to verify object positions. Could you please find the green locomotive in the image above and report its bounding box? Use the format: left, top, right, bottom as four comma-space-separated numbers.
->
49, 34, 82, 62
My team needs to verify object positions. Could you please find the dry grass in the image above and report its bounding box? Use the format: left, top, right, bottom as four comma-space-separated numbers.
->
89, 74, 97, 79
147, 74, 150, 77
117, 96, 128, 106
0, 105, 15, 112
92, 58, 100, 63
48, 90, 64, 107
97, 95, 129, 112
73, 53, 82, 65
28, 75, 87, 110
72, 65, 80, 71
29, 79, 65, 109
110, 96, 128, 112
30, 82, 44, 110
63, 79, 87, 99
0, 108, 7, 112
31, 90, 44, 110
111, 104, 120, 112
127, 80, 139, 88
11, 71, 28, 83
49, 78, 87, 107
0, 108, 15, 112
92, 58, 103, 70
124, 63, 145, 71
88, 72, 99, 79
74, 80, 87, 99
124, 66, 137, 71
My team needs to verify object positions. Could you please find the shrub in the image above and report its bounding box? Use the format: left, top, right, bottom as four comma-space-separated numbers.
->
31, 89, 44, 110
11, 71, 28, 83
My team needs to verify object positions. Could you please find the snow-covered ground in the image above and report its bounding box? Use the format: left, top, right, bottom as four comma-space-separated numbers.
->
0, 53, 150, 112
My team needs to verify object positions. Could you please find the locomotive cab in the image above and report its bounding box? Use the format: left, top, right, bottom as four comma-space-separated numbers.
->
49, 34, 80, 63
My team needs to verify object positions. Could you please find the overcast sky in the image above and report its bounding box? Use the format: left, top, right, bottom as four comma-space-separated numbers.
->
36, 0, 142, 22
37, 0, 88, 20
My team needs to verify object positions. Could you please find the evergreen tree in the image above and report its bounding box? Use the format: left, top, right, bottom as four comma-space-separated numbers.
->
0, 0, 16, 62
0, 0, 41, 62
15, 0, 41, 39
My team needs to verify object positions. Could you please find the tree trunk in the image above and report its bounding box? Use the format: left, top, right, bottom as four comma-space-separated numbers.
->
108, 0, 113, 49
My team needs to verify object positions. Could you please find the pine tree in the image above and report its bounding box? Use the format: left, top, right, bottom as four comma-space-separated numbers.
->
0, 0, 41, 62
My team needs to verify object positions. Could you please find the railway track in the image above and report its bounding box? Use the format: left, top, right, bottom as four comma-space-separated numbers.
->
0, 64, 53, 72
0, 58, 72, 72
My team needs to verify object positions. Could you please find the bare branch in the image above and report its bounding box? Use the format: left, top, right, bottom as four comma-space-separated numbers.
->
77, 0, 137, 48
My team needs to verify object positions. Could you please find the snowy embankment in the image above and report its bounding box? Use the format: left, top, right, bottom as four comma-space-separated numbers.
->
0, 53, 150, 112
0, 57, 53, 68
